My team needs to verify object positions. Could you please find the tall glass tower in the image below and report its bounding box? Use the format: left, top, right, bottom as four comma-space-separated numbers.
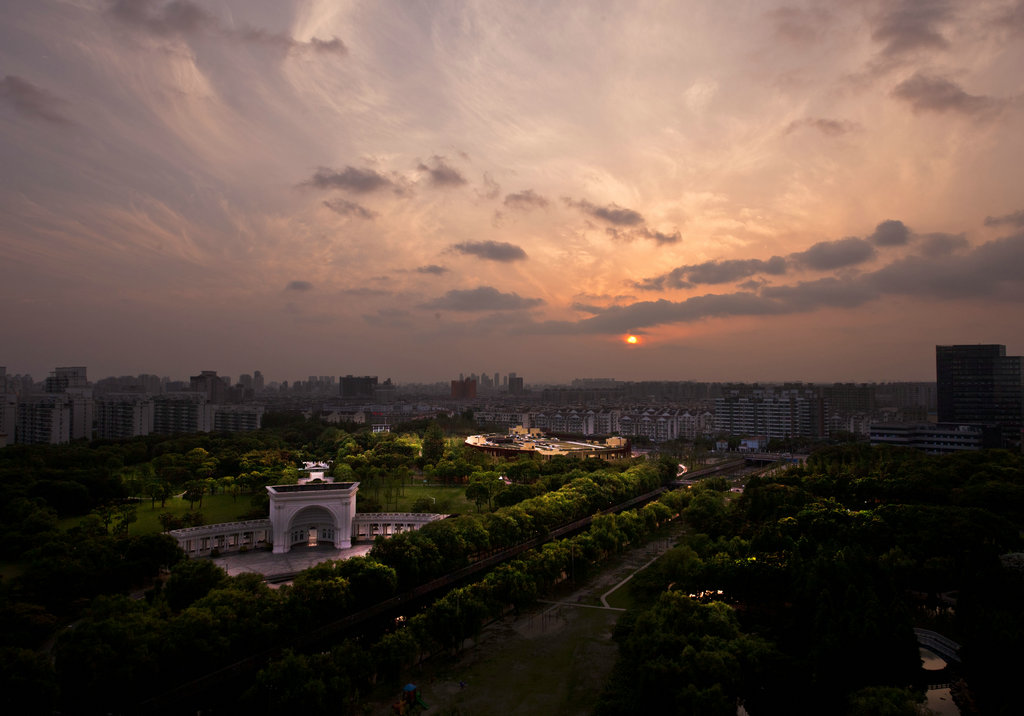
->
936, 344, 1023, 446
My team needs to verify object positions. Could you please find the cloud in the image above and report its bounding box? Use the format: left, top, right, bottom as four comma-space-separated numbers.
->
867, 233, 1024, 299
637, 227, 681, 245
308, 37, 347, 55
689, 256, 787, 284
607, 226, 682, 245
790, 236, 875, 270
323, 198, 377, 220
892, 73, 1000, 115
918, 232, 968, 256
760, 277, 878, 310
633, 267, 691, 291
785, 117, 860, 136
565, 197, 645, 226
305, 166, 394, 193
479, 173, 501, 200
0, 75, 70, 124
420, 286, 545, 311
636, 257, 786, 291
869, 219, 910, 246
285, 280, 313, 291
871, 0, 952, 57
109, 0, 210, 36
504, 189, 550, 211
416, 264, 449, 275
108, 0, 347, 54
984, 209, 1024, 228
450, 240, 528, 262
417, 156, 467, 187
769, 6, 833, 45
637, 223, 910, 292
530, 233, 1024, 335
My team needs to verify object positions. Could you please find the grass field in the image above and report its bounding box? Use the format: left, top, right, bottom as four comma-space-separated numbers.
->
56, 484, 477, 536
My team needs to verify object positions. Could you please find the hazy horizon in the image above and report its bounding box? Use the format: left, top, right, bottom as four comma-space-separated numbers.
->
3, 2, 1023, 384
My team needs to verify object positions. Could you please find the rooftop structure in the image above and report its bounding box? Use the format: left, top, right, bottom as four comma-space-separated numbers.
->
465, 426, 630, 460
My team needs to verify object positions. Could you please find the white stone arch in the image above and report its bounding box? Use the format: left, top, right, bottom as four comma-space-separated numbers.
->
267, 482, 358, 554
287, 505, 338, 548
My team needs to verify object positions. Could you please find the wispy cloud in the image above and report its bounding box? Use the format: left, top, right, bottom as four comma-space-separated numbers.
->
108, 0, 347, 54
323, 198, 377, 220
565, 197, 645, 226
418, 156, 467, 187
785, 117, 860, 136
285, 280, 313, 291
504, 189, 550, 211
305, 166, 395, 193
871, 0, 953, 58
984, 209, 1024, 228
0, 75, 70, 124
892, 73, 1002, 115
417, 264, 449, 275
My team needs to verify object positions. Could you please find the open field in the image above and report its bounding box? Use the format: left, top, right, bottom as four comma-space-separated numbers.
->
56, 485, 475, 536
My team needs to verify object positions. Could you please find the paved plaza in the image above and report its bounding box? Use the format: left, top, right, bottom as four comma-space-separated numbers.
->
210, 542, 373, 580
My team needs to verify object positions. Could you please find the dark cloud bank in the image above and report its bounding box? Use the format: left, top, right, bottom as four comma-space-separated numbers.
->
529, 232, 1024, 335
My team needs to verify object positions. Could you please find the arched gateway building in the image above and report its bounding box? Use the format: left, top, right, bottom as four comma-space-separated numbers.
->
168, 476, 443, 557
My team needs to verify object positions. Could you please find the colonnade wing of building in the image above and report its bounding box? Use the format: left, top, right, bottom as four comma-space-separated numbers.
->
169, 481, 444, 557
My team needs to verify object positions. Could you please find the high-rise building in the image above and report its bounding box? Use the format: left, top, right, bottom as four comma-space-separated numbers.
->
190, 370, 228, 403
95, 394, 154, 440
0, 391, 16, 448
212, 405, 264, 432
253, 370, 265, 393
16, 394, 71, 445
339, 375, 378, 398
153, 393, 213, 434
936, 344, 1023, 446
451, 377, 476, 399
507, 373, 524, 395
42, 366, 92, 441
44, 366, 88, 392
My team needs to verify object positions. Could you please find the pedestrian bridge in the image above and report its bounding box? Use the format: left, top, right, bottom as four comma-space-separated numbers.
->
915, 628, 961, 664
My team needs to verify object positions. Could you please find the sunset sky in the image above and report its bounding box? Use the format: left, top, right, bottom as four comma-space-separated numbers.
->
3, 0, 1023, 384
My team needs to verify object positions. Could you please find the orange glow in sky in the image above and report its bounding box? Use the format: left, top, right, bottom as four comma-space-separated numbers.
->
626, 335, 639, 345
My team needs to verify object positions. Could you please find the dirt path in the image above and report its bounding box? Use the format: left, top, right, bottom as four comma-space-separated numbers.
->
367, 526, 684, 716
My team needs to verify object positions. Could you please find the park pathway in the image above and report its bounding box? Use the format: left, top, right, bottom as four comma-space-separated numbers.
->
367, 523, 686, 716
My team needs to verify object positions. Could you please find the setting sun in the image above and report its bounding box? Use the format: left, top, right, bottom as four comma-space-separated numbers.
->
626, 335, 639, 345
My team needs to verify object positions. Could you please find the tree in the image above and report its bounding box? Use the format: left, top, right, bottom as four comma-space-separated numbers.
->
163, 559, 228, 611
465, 475, 493, 512
113, 502, 137, 535
421, 421, 445, 465
183, 480, 206, 509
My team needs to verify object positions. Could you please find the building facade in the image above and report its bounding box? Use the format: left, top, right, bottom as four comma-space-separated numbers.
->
936, 344, 1023, 446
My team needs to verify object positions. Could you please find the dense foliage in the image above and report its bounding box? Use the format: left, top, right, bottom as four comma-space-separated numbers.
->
598, 445, 1024, 715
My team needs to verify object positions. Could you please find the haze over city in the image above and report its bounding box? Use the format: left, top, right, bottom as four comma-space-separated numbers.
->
3, 1, 1024, 383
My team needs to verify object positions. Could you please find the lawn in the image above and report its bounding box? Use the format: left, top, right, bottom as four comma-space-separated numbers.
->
57, 484, 477, 537
389, 482, 476, 515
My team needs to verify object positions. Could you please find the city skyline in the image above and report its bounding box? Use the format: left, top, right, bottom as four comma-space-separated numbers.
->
3, 1, 1024, 383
